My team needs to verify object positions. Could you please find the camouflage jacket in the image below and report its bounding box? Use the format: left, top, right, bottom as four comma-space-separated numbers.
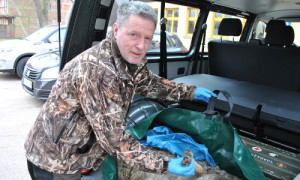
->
24, 35, 196, 174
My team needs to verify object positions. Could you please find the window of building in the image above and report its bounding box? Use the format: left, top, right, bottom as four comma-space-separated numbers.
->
187, 8, 200, 35
165, 8, 179, 33
0, 0, 8, 15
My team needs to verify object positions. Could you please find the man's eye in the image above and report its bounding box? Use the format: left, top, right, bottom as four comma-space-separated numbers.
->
130, 34, 136, 37
145, 37, 152, 42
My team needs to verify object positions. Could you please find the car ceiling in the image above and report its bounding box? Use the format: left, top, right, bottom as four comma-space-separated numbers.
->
205, 0, 300, 20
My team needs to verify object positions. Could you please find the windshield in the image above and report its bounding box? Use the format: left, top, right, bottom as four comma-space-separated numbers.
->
25, 26, 57, 42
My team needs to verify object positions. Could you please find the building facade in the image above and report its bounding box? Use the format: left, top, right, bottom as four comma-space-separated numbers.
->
0, 0, 73, 39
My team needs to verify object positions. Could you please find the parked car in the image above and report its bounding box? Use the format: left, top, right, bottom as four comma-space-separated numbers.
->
0, 25, 66, 78
22, 49, 60, 100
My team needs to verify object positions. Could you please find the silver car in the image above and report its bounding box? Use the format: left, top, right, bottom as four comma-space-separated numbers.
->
22, 50, 60, 100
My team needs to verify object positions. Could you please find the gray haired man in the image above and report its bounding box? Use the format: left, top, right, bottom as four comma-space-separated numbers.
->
25, 1, 216, 179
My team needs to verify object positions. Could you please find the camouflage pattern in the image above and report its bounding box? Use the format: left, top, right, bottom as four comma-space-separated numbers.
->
24, 34, 196, 174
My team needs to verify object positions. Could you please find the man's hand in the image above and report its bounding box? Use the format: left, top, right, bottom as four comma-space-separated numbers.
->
193, 88, 217, 102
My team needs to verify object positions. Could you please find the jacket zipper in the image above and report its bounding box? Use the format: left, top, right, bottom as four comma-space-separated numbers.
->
55, 108, 79, 144
124, 63, 147, 120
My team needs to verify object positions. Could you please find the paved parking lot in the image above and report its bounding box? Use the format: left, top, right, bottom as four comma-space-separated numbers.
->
0, 73, 44, 180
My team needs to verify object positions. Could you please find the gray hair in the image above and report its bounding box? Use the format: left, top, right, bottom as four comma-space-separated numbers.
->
116, 1, 157, 28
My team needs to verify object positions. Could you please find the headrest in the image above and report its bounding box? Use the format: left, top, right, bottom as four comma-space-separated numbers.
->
265, 20, 286, 33
218, 18, 242, 36
265, 20, 294, 46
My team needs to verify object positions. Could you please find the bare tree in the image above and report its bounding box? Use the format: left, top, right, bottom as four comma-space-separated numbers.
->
33, 0, 49, 27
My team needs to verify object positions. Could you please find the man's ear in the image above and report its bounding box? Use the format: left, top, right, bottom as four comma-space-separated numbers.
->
113, 23, 118, 37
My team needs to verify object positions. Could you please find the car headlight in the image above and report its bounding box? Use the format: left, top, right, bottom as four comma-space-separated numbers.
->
40, 66, 59, 79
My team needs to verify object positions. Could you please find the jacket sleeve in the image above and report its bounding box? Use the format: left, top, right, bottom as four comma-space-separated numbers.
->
135, 66, 196, 102
75, 50, 169, 174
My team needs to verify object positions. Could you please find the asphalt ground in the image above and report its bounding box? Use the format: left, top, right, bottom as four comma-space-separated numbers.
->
0, 73, 44, 180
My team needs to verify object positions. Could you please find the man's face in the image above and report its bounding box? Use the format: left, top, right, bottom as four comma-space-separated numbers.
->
113, 15, 156, 64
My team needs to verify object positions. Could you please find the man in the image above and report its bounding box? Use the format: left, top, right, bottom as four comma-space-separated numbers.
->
25, 1, 216, 179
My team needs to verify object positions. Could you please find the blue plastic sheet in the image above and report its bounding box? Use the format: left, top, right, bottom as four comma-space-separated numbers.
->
142, 126, 216, 166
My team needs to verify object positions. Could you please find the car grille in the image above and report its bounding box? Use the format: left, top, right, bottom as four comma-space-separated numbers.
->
24, 67, 40, 80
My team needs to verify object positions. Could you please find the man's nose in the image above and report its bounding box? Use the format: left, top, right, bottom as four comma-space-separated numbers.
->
136, 38, 146, 50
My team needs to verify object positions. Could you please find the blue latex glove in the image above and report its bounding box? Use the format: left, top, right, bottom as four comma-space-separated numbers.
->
144, 126, 216, 166
168, 156, 195, 177
193, 88, 217, 102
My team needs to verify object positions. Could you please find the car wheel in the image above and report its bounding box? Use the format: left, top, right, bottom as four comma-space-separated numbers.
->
16, 56, 30, 78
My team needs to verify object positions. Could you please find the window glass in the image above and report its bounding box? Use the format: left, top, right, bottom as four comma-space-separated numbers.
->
253, 21, 266, 39
174, 9, 179, 17
215, 13, 222, 18
25, 26, 58, 42
288, 22, 300, 46
188, 21, 195, 34
190, 9, 196, 17
0, 0, 8, 15
187, 8, 199, 36
48, 28, 67, 43
173, 21, 178, 33
167, 10, 173, 17
165, 8, 179, 34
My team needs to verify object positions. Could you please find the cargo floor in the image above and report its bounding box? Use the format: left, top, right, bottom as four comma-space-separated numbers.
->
241, 136, 300, 180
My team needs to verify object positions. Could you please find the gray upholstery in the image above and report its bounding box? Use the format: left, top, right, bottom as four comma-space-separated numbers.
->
208, 42, 300, 91
208, 19, 300, 91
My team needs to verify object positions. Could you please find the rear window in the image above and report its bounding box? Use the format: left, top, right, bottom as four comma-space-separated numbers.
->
288, 22, 300, 46
253, 21, 300, 46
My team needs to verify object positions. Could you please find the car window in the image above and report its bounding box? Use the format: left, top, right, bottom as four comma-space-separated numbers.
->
253, 21, 267, 40
288, 22, 300, 46
108, 1, 196, 54
252, 21, 299, 46
48, 28, 67, 43
24, 26, 58, 42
